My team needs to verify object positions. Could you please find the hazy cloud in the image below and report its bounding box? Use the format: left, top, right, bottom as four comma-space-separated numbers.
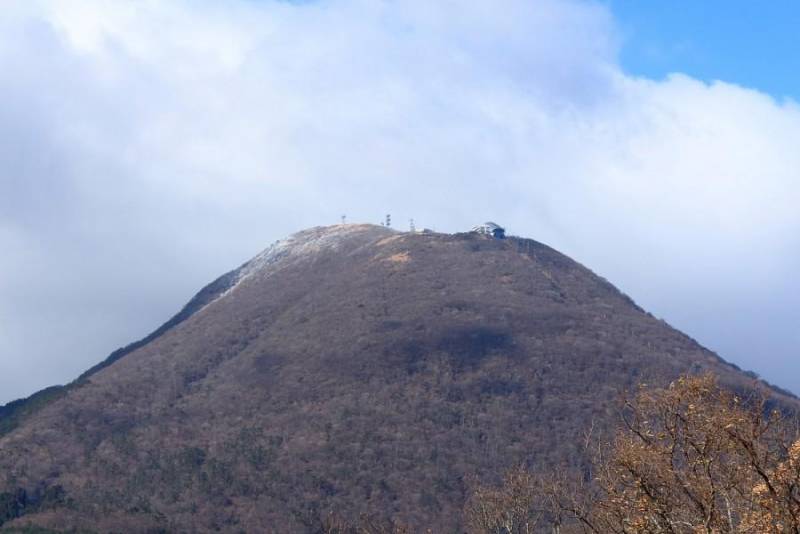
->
1, 0, 798, 403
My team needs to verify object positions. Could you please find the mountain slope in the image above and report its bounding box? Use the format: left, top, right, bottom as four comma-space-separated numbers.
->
0, 257, 244, 437
0, 224, 794, 532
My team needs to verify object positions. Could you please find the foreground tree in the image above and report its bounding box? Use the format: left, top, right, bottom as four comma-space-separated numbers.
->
467, 374, 800, 533
464, 466, 548, 534
318, 512, 414, 534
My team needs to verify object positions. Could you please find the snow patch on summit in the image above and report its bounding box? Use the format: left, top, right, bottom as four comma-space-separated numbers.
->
214, 224, 395, 303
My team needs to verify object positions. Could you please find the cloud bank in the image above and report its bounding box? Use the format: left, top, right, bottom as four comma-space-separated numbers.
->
1, 0, 798, 402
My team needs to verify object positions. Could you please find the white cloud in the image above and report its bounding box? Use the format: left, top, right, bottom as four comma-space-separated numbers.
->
0, 0, 798, 402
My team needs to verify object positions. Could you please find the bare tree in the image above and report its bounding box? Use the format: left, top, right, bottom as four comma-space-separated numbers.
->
465, 466, 545, 534
467, 374, 800, 533
319, 511, 414, 534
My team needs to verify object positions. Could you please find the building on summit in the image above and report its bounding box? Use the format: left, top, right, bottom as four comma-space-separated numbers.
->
471, 222, 505, 239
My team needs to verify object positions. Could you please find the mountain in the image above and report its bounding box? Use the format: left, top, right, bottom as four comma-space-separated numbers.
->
0, 224, 794, 532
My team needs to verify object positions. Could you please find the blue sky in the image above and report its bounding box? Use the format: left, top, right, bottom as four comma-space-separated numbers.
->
610, 0, 800, 101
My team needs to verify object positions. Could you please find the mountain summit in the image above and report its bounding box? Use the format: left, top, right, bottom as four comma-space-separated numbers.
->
0, 224, 793, 531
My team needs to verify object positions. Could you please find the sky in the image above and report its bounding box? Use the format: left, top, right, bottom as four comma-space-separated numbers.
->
609, 0, 800, 100
0, 0, 798, 404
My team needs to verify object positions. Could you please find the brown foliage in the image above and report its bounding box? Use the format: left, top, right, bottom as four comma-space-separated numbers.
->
468, 374, 800, 533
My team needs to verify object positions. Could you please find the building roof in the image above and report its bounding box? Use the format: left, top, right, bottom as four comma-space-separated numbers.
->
471, 222, 505, 233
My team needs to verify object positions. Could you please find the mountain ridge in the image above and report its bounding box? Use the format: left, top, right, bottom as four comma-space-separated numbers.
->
0, 224, 795, 531
0, 226, 372, 435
